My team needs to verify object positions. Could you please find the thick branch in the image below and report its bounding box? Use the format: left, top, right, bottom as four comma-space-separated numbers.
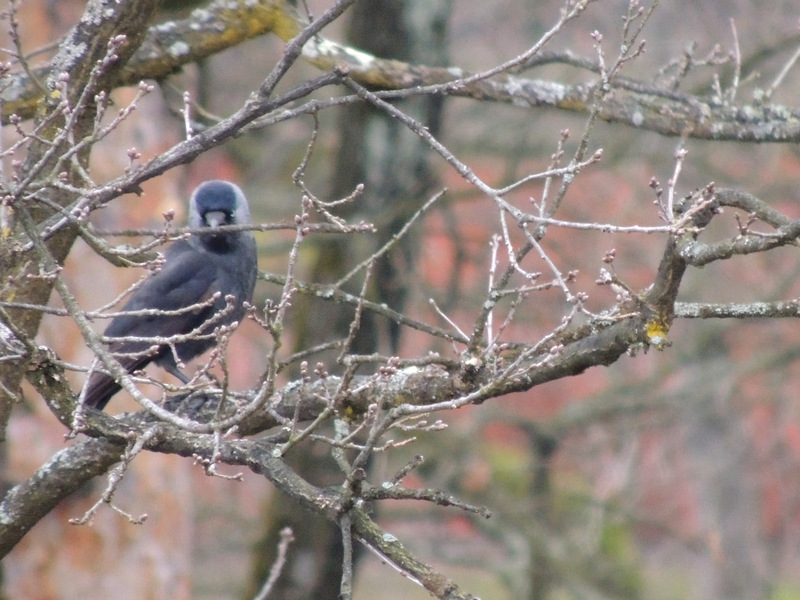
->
299, 34, 800, 141
0, 437, 123, 557
1, 0, 303, 122
675, 301, 800, 319
349, 508, 478, 600
5, 1, 800, 143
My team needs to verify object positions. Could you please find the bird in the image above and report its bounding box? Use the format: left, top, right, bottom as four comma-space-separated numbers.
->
83, 180, 258, 411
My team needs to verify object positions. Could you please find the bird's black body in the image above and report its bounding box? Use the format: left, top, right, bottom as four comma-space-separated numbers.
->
83, 180, 258, 410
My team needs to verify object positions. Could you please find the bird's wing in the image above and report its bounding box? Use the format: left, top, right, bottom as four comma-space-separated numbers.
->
84, 243, 226, 410
103, 241, 222, 343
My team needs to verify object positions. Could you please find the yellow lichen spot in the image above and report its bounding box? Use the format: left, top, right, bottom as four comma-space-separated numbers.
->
646, 320, 670, 350
50, 89, 61, 99
270, 7, 302, 41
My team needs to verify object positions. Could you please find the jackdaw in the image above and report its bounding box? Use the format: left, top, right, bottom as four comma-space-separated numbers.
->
83, 180, 258, 410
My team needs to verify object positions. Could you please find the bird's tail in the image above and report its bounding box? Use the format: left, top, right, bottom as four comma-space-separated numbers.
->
82, 371, 122, 411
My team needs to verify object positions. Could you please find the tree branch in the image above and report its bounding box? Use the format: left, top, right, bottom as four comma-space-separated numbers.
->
5, 0, 800, 143
0, 437, 123, 557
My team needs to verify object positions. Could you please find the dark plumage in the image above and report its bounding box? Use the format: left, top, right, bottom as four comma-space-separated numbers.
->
83, 180, 258, 410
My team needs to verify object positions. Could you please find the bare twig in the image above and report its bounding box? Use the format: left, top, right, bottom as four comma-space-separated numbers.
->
69, 426, 159, 525
252, 527, 295, 600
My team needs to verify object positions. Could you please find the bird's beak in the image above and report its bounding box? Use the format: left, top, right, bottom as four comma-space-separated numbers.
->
204, 211, 228, 228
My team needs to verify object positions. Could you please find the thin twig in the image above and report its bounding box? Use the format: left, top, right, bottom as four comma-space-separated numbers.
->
252, 527, 295, 600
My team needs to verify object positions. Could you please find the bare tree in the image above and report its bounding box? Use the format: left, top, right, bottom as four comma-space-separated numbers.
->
2, 0, 800, 598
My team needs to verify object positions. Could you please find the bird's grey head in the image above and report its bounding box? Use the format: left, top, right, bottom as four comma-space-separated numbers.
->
189, 180, 252, 230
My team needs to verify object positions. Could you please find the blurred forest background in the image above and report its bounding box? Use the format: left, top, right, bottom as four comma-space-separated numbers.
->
4, 0, 800, 599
